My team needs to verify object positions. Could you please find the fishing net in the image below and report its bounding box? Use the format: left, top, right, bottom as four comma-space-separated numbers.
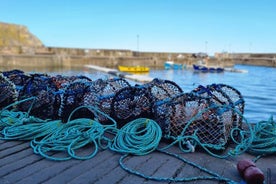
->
208, 84, 245, 129
2, 69, 31, 91
192, 84, 245, 139
83, 78, 130, 124
17, 73, 61, 120
143, 78, 183, 103
58, 78, 93, 122
111, 86, 152, 127
52, 74, 92, 89
153, 92, 238, 148
110, 78, 183, 127
0, 73, 18, 109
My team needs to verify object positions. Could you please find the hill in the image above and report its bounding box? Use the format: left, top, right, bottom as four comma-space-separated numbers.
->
0, 22, 43, 47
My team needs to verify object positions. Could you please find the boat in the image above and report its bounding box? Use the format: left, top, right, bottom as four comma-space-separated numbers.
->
193, 64, 224, 73
164, 61, 185, 70
224, 67, 248, 73
118, 65, 150, 73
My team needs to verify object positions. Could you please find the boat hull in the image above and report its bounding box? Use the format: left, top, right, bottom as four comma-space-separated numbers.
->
118, 65, 150, 73
193, 64, 224, 73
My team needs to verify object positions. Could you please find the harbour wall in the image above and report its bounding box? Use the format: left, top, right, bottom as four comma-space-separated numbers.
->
1, 46, 276, 70
0, 46, 235, 70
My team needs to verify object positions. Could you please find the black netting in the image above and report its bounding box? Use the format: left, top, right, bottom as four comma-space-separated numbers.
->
0, 69, 246, 148
52, 75, 92, 89
0, 73, 18, 109
17, 73, 60, 120
111, 86, 152, 127
142, 78, 183, 103
58, 79, 93, 122
83, 78, 130, 123
2, 69, 31, 91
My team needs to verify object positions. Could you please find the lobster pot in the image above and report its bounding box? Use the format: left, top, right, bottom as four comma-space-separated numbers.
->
51, 74, 91, 89
2, 69, 30, 88
153, 93, 234, 147
192, 84, 232, 106
83, 78, 130, 123
208, 84, 245, 131
17, 73, 61, 120
111, 86, 152, 127
0, 73, 18, 109
142, 78, 183, 103
194, 84, 245, 138
58, 79, 93, 122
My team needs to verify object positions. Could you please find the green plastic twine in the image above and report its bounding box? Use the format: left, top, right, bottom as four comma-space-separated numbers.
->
119, 149, 237, 184
109, 118, 162, 155
31, 118, 104, 161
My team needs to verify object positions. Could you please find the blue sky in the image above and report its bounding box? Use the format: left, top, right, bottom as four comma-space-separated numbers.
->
1, 0, 276, 55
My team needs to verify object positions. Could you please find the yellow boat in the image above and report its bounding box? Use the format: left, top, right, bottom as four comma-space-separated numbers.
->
118, 65, 150, 73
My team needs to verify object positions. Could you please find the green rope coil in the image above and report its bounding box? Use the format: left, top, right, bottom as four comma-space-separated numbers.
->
1, 119, 61, 140
109, 118, 162, 155
248, 116, 276, 156
31, 118, 104, 161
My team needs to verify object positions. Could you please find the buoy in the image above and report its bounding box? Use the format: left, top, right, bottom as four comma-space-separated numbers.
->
237, 159, 264, 184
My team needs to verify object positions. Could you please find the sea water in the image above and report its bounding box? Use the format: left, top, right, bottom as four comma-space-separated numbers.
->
51, 64, 276, 124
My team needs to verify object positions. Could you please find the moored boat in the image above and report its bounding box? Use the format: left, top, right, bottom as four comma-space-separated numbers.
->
193, 64, 224, 73
118, 65, 150, 73
164, 61, 185, 70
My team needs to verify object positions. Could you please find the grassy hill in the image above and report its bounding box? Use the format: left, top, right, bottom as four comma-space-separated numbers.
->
0, 22, 43, 47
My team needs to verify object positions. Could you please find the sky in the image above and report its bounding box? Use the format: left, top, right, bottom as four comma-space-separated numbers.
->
1, 0, 276, 55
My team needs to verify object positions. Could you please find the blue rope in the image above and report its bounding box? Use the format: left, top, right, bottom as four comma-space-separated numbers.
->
119, 150, 237, 184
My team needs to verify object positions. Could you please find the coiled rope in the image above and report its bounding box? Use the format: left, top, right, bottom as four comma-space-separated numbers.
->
109, 118, 162, 155
1, 104, 275, 183
248, 116, 276, 156
31, 118, 104, 161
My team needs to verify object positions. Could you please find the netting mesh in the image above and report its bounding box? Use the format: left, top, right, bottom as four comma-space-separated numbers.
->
143, 78, 183, 103
2, 69, 30, 97
208, 84, 245, 129
16, 73, 61, 120
0, 73, 18, 109
111, 86, 152, 127
0, 69, 245, 148
58, 79, 93, 122
83, 78, 130, 123
192, 84, 245, 138
153, 93, 235, 146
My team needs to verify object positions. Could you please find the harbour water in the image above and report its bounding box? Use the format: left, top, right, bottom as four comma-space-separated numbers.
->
28, 64, 276, 124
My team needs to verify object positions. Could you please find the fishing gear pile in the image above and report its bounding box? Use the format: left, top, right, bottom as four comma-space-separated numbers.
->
0, 69, 246, 150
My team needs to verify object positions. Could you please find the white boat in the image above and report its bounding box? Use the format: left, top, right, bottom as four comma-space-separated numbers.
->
164, 61, 185, 70
224, 67, 248, 73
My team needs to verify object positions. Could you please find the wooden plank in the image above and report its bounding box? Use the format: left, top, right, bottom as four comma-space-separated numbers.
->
0, 149, 42, 178
44, 149, 119, 184
16, 159, 81, 184
0, 145, 34, 167
0, 141, 29, 159
0, 139, 275, 184
0, 140, 24, 151
68, 152, 122, 184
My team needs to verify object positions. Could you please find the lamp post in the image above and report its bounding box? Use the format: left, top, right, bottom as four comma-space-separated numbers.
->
137, 34, 139, 56
205, 41, 208, 54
